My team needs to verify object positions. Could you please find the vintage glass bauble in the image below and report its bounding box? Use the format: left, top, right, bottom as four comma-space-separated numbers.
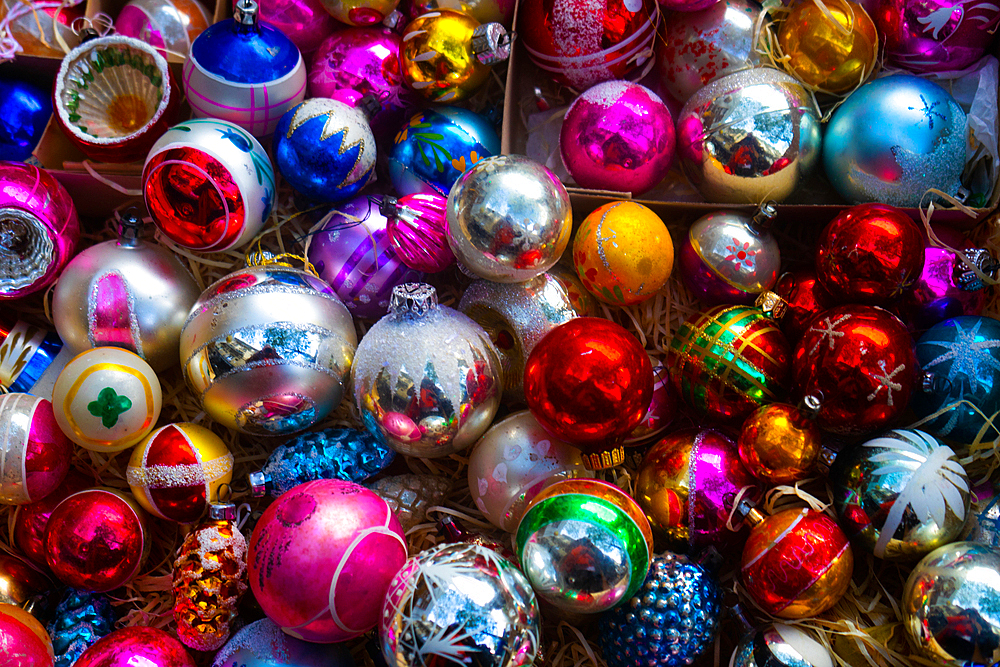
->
772, 270, 834, 345
259, 0, 340, 56
212, 618, 353, 667
738, 403, 823, 485
114, 0, 210, 58
730, 623, 835, 667
876, 0, 1000, 72
382, 193, 453, 273
0, 0, 84, 57
319, 0, 397, 24
0, 393, 71, 505
623, 357, 678, 447
74, 627, 195, 667
0, 79, 52, 162
0, 603, 54, 666
11, 470, 90, 568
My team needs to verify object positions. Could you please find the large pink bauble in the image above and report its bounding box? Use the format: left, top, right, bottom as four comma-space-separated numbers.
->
75, 627, 195, 667
258, 0, 342, 56
248, 479, 407, 643
876, 0, 1000, 72
560, 81, 675, 195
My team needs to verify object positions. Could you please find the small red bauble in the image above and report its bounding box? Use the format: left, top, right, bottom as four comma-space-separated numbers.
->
815, 203, 925, 305
75, 627, 195, 667
772, 271, 834, 346
12, 469, 91, 568
792, 304, 917, 435
524, 317, 653, 470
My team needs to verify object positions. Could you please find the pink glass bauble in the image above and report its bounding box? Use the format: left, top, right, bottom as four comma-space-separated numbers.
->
114, 0, 210, 58
75, 627, 195, 667
876, 0, 1000, 72
11, 470, 91, 568
660, 0, 720, 10
623, 357, 678, 447
0, 602, 54, 666
560, 81, 675, 195
0, 393, 71, 505
382, 193, 454, 273
258, 0, 342, 56
248, 479, 407, 643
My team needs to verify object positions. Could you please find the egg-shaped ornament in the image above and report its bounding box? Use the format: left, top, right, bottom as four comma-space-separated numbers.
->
830, 429, 970, 561
248, 479, 408, 643
773, 270, 835, 345
675, 67, 821, 203
730, 623, 835, 667
0, 393, 71, 505
678, 201, 780, 305
52, 347, 162, 453
320, 0, 398, 24
876, 0, 1000, 72
0, 78, 53, 162
143, 119, 275, 252
74, 627, 195, 667
212, 618, 354, 667
737, 403, 824, 485
388, 106, 500, 197
0, 161, 80, 300
353, 283, 503, 457
823, 74, 967, 207
52, 211, 201, 373
519, 0, 659, 90
179, 265, 357, 437
114, 0, 210, 58
183, 0, 306, 137
400, 9, 510, 103
381, 193, 454, 273
447, 154, 572, 283
11, 469, 91, 568
0, 602, 55, 667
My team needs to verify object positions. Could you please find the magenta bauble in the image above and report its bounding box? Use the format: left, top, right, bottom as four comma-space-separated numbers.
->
75, 627, 195, 667
259, 0, 341, 56
876, 0, 1000, 72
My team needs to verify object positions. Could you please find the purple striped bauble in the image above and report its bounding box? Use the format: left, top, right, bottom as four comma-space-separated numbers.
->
307, 195, 424, 320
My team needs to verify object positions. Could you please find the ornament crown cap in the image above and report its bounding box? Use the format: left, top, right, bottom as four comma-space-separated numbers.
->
390, 283, 438, 317
234, 0, 259, 30
471, 24, 512, 65
116, 209, 142, 247
248, 471, 271, 497
751, 201, 778, 231
378, 196, 399, 220
208, 502, 237, 521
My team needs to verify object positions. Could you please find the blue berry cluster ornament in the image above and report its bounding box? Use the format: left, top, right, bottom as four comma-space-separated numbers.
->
249, 427, 395, 497
47, 590, 116, 667
598, 552, 721, 667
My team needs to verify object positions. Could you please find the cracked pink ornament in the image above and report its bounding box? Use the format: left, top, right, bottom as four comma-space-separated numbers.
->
876, 0, 1000, 72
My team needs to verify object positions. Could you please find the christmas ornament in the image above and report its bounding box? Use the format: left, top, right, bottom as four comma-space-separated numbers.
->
468, 410, 588, 532
524, 317, 652, 470
549, 263, 598, 318
623, 357, 677, 447
656, 0, 761, 105
305, 195, 423, 319
823, 74, 967, 207
738, 403, 823, 485
0, 79, 52, 162
53, 35, 181, 163
0, 602, 55, 666
212, 618, 354, 667
367, 473, 453, 532
560, 82, 675, 195
407, 0, 516, 25
815, 203, 925, 305
791, 304, 917, 435
678, 201, 780, 305
260, 0, 340, 56
0, 393, 71, 505
0, 552, 53, 608
515, 478, 653, 613
598, 552, 721, 667
114, 0, 210, 58
776, 0, 878, 94
74, 627, 195, 667
179, 265, 357, 437
353, 283, 502, 457
459, 273, 585, 401
902, 542, 1000, 666
675, 67, 821, 203
912, 316, 1000, 445
319, 0, 397, 23
389, 106, 500, 197
831, 429, 970, 561
45, 488, 147, 592
143, 118, 275, 252
183, 0, 307, 136
52, 210, 201, 372
248, 427, 395, 497
0, 0, 84, 58
447, 155, 572, 282
0, 315, 64, 396
876, 0, 1000, 72
667, 304, 791, 423
772, 270, 834, 346
399, 9, 510, 102
51, 347, 162, 452
730, 623, 835, 667
48, 590, 116, 667
381, 193, 454, 273
635, 428, 758, 552
11, 470, 91, 568
0, 161, 79, 300
173, 502, 248, 652
965, 482, 1000, 548
738, 504, 853, 618
519, 0, 659, 90
248, 479, 407, 643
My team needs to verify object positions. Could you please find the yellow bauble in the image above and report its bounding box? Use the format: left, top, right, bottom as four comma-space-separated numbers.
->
572, 201, 674, 305
737, 403, 823, 484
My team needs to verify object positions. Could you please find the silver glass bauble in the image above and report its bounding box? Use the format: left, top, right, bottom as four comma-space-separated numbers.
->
380, 543, 540, 667
353, 283, 503, 458
179, 265, 356, 436
446, 155, 572, 283
675, 67, 821, 204
731, 623, 834, 667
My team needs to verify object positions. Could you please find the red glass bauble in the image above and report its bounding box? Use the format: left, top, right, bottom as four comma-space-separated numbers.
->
815, 203, 925, 305
524, 317, 653, 469
75, 626, 195, 667
792, 304, 917, 435
772, 270, 834, 346
12, 470, 91, 568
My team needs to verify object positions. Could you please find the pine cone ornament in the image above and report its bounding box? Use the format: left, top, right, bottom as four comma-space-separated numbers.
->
368, 474, 452, 532
47, 590, 116, 667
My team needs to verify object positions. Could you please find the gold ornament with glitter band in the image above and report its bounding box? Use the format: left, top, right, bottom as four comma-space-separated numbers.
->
127, 423, 235, 524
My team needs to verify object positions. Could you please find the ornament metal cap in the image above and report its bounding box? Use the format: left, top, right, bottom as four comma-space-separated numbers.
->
208, 502, 237, 521
248, 471, 271, 497
754, 291, 787, 321
378, 195, 399, 220
390, 282, 438, 317
471, 23, 512, 65
735, 498, 764, 526
957, 248, 999, 291
817, 445, 837, 471
382, 9, 405, 30
234, 0, 259, 29
751, 201, 778, 231
357, 94, 382, 120
116, 208, 142, 247
580, 446, 625, 471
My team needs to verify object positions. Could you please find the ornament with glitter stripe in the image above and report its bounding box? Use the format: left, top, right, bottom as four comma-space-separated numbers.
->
47, 590, 116, 667
0, 393, 71, 505
598, 552, 721, 667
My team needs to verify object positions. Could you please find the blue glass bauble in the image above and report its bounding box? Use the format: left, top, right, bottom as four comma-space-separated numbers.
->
274, 98, 377, 202
823, 74, 967, 208
47, 590, 116, 667
0, 79, 52, 162
598, 552, 722, 667
913, 316, 1000, 445
212, 618, 354, 667
388, 106, 500, 197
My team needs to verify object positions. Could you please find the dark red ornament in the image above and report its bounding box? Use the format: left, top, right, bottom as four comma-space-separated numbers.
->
772, 271, 834, 346
12, 469, 91, 568
815, 203, 925, 305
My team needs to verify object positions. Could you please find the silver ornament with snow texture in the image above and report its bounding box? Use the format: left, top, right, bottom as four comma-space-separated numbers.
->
598, 552, 721, 667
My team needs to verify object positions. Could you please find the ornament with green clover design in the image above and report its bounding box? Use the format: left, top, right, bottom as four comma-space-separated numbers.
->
88, 387, 133, 428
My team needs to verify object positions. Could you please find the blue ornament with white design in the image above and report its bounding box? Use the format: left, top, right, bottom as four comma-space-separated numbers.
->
388, 106, 500, 197
912, 315, 1000, 446
47, 589, 116, 667
0, 78, 52, 162
598, 552, 721, 667
823, 74, 967, 208
274, 98, 377, 203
